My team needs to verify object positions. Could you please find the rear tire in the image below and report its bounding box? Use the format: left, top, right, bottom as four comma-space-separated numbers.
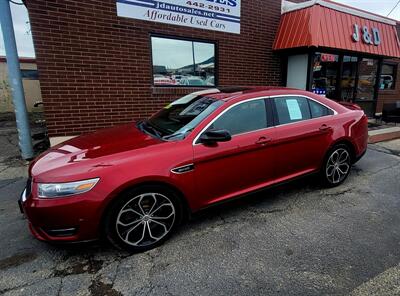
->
321, 144, 352, 187
104, 185, 182, 253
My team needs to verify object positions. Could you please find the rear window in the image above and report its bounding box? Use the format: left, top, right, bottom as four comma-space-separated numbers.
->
309, 100, 334, 118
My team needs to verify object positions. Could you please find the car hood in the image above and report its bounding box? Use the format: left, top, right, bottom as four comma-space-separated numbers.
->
30, 123, 163, 178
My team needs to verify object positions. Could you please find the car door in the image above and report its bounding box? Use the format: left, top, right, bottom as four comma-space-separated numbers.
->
192, 98, 276, 206
271, 95, 336, 181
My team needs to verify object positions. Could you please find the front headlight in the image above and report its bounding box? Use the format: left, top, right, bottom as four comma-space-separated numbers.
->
38, 178, 100, 198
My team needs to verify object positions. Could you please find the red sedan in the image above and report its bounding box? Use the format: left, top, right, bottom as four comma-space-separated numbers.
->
19, 87, 368, 252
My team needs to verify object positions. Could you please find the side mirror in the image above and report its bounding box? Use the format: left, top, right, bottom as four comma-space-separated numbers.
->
199, 129, 231, 145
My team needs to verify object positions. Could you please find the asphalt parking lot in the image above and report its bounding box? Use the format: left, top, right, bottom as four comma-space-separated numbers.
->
1, 130, 400, 296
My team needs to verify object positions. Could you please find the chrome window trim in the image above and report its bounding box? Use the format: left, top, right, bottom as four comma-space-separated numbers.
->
269, 113, 336, 129
192, 96, 270, 146
270, 94, 338, 128
272, 94, 338, 116
192, 94, 339, 146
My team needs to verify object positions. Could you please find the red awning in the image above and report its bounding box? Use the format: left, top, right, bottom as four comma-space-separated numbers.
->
273, 0, 400, 58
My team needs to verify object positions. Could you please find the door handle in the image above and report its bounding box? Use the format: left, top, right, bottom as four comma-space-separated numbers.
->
256, 136, 272, 145
319, 124, 332, 132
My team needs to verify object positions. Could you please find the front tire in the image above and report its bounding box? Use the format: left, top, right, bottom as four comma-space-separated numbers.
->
321, 144, 352, 187
104, 185, 182, 253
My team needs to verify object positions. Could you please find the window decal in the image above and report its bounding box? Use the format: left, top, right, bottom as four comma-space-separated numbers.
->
286, 99, 302, 120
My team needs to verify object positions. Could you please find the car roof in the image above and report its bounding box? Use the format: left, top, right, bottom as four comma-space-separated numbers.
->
187, 87, 348, 115
202, 86, 300, 100
201, 86, 347, 113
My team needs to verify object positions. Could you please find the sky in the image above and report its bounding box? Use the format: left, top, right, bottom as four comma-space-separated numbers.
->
0, 0, 399, 58
152, 37, 214, 69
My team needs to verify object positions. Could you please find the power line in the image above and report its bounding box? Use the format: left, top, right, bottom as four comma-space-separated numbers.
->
387, 0, 400, 16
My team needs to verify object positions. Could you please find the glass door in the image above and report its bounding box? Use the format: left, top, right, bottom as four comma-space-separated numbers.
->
340, 56, 358, 102
355, 58, 378, 117
311, 52, 339, 99
308, 53, 380, 117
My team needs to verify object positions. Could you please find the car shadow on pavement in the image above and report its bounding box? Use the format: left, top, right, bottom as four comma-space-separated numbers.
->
61, 174, 326, 251
187, 173, 322, 227
38, 173, 324, 256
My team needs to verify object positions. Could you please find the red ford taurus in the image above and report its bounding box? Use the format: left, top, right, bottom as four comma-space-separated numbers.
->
19, 87, 368, 252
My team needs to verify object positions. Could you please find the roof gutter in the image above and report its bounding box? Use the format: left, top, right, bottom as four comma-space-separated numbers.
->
282, 0, 397, 26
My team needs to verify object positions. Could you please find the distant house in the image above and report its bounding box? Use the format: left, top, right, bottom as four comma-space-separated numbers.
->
153, 65, 168, 75
0, 56, 42, 113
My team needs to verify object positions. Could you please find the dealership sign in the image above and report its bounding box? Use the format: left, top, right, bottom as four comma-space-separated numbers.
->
116, 0, 241, 34
352, 24, 381, 46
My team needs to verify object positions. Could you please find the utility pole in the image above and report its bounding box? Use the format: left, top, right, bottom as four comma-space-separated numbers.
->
0, 0, 34, 159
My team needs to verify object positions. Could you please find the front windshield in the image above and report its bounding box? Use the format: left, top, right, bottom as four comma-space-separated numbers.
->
143, 93, 223, 141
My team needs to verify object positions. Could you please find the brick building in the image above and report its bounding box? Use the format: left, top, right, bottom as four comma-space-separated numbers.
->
23, 0, 400, 144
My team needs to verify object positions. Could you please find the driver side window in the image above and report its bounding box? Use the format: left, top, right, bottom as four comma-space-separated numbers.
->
209, 99, 267, 136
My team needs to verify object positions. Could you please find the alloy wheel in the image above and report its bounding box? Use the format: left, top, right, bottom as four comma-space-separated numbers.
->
325, 148, 351, 184
115, 193, 176, 247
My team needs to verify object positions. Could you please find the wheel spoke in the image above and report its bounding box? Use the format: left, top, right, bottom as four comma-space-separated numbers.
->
148, 194, 157, 214
331, 151, 339, 162
149, 219, 168, 236
120, 208, 143, 218
147, 221, 165, 240
337, 167, 345, 176
146, 222, 155, 240
338, 164, 349, 175
338, 152, 349, 164
131, 222, 147, 246
117, 218, 142, 227
124, 221, 143, 241
151, 212, 174, 220
332, 169, 338, 183
326, 165, 335, 177
150, 203, 173, 216
137, 195, 147, 215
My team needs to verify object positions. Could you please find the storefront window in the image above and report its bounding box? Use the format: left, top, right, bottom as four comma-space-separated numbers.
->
380, 63, 396, 90
311, 53, 339, 99
151, 36, 215, 87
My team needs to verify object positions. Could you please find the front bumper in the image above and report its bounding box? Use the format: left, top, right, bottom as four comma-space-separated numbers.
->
19, 181, 104, 243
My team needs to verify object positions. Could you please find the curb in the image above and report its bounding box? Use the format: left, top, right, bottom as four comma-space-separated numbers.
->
368, 127, 400, 144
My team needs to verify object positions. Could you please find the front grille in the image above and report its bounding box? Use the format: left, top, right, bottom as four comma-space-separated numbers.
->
26, 178, 32, 196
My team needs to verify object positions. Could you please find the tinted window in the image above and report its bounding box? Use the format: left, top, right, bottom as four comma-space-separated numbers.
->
309, 99, 333, 118
151, 36, 215, 87
209, 100, 267, 136
273, 97, 311, 125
